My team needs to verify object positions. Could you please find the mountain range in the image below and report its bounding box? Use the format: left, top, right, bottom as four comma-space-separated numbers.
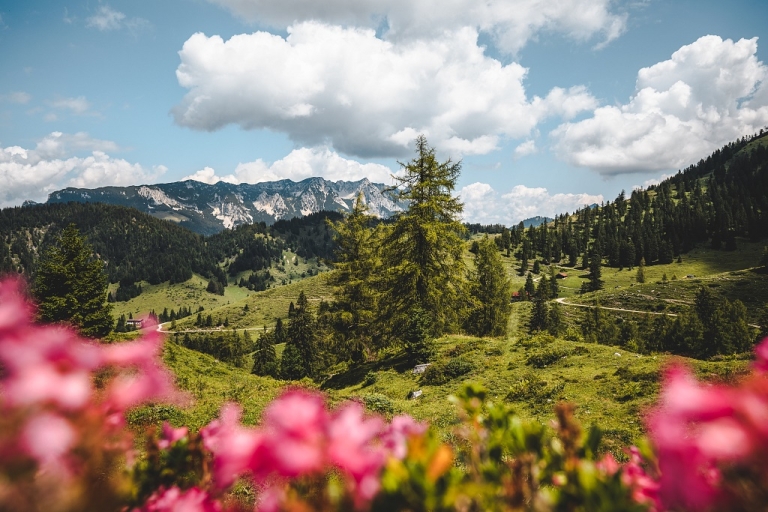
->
47, 177, 406, 235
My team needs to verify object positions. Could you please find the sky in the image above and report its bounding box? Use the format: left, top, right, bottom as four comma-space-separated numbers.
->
1, 0, 768, 224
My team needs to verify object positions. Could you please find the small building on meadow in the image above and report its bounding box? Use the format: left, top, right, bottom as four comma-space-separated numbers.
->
126, 319, 144, 329
556, 272, 568, 279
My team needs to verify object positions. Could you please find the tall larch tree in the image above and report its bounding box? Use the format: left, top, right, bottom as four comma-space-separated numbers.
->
33, 224, 113, 337
380, 135, 467, 338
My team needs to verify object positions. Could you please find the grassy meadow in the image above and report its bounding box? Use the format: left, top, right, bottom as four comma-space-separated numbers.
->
113, 233, 762, 458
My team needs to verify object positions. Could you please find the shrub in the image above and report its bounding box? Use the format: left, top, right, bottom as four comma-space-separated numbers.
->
422, 357, 475, 385
526, 346, 572, 368
362, 393, 395, 415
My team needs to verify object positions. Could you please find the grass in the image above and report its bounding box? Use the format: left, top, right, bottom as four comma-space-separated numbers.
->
168, 272, 334, 331
148, 325, 749, 460
116, 231, 761, 459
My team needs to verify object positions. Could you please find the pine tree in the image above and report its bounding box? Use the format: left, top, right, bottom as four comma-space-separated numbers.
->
281, 291, 317, 379
524, 273, 535, 299
588, 251, 604, 292
402, 307, 434, 364
465, 236, 512, 337
529, 296, 549, 333
33, 224, 113, 337
252, 330, 278, 377
636, 258, 646, 284
379, 135, 467, 338
328, 194, 380, 359
548, 301, 563, 336
273, 317, 286, 345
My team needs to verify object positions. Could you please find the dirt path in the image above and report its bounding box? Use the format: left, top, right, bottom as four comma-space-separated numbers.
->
554, 297, 678, 317
554, 297, 760, 329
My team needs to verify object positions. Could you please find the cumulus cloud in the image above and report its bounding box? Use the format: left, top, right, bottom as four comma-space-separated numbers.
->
183, 146, 395, 185
173, 23, 597, 158
514, 140, 537, 158
0, 132, 165, 207
552, 35, 768, 175
205, 0, 626, 54
1, 92, 32, 104
460, 182, 602, 224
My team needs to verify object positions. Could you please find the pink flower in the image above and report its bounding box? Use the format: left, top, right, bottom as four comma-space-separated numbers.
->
138, 486, 222, 512
620, 447, 660, 511
201, 403, 264, 489
21, 412, 75, 468
261, 389, 327, 477
381, 414, 428, 460
327, 402, 384, 476
753, 337, 768, 373
596, 453, 619, 476
158, 422, 189, 450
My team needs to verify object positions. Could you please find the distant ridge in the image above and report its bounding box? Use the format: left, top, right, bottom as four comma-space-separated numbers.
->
521, 216, 553, 228
47, 177, 406, 235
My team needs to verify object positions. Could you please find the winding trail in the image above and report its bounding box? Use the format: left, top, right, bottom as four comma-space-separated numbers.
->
554, 297, 677, 317
554, 297, 760, 329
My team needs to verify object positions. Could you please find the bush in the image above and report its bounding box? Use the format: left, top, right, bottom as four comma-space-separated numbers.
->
526, 346, 572, 368
362, 393, 395, 414
422, 357, 475, 385
505, 372, 565, 402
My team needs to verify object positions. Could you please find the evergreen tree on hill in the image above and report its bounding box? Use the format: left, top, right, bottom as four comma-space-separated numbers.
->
33, 224, 113, 338
465, 236, 512, 337
328, 194, 381, 361
281, 291, 317, 379
380, 135, 467, 338
252, 330, 278, 378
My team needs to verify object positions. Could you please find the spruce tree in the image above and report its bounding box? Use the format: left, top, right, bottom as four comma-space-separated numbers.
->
328, 194, 380, 359
281, 291, 317, 379
380, 135, 466, 338
402, 307, 434, 364
588, 251, 604, 292
252, 330, 278, 377
524, 273, 535, 299
636, 258, 646, 284
465, 236, 512, 337
529, 296, 549, 333
33, 224, 113, 337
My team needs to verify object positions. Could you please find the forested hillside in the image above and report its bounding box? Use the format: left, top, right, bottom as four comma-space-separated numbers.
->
494, 130, 768, 271
0, 202, 338, 296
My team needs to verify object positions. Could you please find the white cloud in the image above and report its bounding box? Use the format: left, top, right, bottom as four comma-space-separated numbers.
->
49, 96, 92, 115
0, 132, 165, 207
173, 23, 597, 158
183, 146, 395, 185
514, 139, 537, 157
634, 173, 673, 190
1, 92, 32, 104
86, 6, 126, 31
182, 167, 224, 185
552, 35, 768, 175
460, 182, 602, 224
85, 5, 149, 33
206, 0, 626, 54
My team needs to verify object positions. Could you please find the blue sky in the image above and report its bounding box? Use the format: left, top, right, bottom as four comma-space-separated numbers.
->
1, 0, 768, 224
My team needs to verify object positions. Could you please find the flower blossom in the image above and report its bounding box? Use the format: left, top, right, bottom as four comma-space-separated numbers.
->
647, 339, 768, 511
203, 389, 427, 510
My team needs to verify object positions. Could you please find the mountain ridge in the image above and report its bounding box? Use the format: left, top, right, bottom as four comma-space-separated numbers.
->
47, 177, 406, 235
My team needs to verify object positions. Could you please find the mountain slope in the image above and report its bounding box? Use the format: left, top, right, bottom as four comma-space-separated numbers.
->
47, 177, 405, 235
